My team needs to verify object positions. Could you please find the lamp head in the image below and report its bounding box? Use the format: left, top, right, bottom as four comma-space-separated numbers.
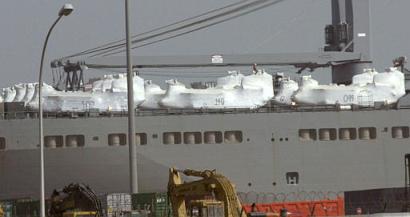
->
58, 4, 74, 16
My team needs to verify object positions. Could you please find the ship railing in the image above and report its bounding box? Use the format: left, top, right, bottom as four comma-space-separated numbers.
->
0, 103, 399, 120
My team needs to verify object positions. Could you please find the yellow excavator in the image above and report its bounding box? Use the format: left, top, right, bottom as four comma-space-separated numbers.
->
168, 168, 248, 217
49, 183, 103, 217
0, 204, 4, 217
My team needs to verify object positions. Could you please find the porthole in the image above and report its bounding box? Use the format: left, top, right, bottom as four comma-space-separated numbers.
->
359, 127, 377, 140
0, 137, 5, 150
224, 131, 243, 143
44, 135, 63, 148
183, 132, 202, 144
299, 129, 316, 141
392, 127, 409, 139
204, 131, 223, 144
66, 135, 85, 147
163, 132, 182, 145
136, 133, 148, 145
108, 133, 126, 146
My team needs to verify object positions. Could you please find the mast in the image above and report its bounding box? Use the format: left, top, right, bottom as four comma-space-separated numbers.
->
325, 0, 372, 84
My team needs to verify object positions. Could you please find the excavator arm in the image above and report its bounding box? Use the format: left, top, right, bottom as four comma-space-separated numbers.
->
49, 183, 103, 217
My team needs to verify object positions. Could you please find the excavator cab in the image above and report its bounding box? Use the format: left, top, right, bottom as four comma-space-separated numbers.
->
188, 200, 224, 217
168, 168, 247, 217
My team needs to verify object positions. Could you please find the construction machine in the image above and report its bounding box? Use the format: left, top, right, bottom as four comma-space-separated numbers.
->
0, 204, 4, 217
168, 168, 248, 217
49, 183, 103, 217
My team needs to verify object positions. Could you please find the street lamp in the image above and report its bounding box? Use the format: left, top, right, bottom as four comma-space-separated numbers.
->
38, 4, 73, 217
124, 0, 138, 194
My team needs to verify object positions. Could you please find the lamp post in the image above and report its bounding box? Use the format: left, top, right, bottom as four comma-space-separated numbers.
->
124, 0, 138, 194
38, 4, 73, 217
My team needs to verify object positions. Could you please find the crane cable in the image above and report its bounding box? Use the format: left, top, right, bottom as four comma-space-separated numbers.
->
59, 0, 286, 61
99, 0, 286, 57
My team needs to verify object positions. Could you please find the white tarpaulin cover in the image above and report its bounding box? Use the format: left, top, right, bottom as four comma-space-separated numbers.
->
0, 74, 145, 112
293, 68, 405, 106
0, 67, 405, 111
159, 70, 273, 109
139, 80, 166, 109
272, 76, 299, 105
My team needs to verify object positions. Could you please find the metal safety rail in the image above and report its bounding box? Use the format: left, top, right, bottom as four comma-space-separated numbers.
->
0, 103, 399, 121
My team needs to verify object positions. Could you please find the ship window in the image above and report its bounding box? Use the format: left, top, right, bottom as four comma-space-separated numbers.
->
183, 132, 202, 144
392, 127, 409, 139
359, 127, 377, 140
299, 129, 317, 141
224, 131, 243, 143
136, 133, 147, 145
204, 131, 222, 144
65, 135, 85, 147
286, 172, 299, 185
92, 136, 99, 141
44, 135, 64, 148
339, 128, 357, 140
319, 128, 337, 141
163, 132, 182, 145
108, 133, 126, 146
0, 137, 5, 150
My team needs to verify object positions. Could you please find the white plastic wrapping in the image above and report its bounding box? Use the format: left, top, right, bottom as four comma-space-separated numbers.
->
27, 83, 59, 109
139, 80, 166, 109
13, 84, 26, 102
0, 67, 404, 111
273, 77, 299, 105
22, 83, 36, 104
3, 87, 16, 102
40, 75, 145, 112
21, 74, 145, 112
215, 71, 244, 89
160, 70, 273, 109
293, 67, 405, 106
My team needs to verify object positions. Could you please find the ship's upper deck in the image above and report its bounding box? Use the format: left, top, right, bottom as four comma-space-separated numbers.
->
0, 100, 406, 120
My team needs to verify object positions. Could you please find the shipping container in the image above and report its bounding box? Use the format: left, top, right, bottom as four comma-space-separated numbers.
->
14, 199, 40, 217
132, 193, 170, 217
3, 102, 26, 119
242, 197, 344, 217
3, 102, 25, 112
0, 198, 42, 217
344, 187, 408, 214
100, 193, 132, 217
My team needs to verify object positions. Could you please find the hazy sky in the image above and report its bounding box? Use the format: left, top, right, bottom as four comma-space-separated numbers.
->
0, 0, 409, 88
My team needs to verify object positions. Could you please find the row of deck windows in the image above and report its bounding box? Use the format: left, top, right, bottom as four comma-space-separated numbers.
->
107, 131, 243, 146
299, 128, 377, 141
14, 130, 243, 149
299, 126, 410, 141
0, 125, 409, 150
44, 135, 85, 148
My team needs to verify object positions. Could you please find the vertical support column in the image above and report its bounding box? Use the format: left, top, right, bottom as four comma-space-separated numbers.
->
125, 0, 138, 194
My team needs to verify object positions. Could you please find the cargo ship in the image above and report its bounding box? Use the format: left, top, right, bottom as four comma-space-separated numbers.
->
1, 0, 410, 209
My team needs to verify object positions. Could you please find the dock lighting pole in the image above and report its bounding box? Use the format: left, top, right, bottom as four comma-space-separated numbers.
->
38, 4, 73, 217
125, 0, 138, 193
